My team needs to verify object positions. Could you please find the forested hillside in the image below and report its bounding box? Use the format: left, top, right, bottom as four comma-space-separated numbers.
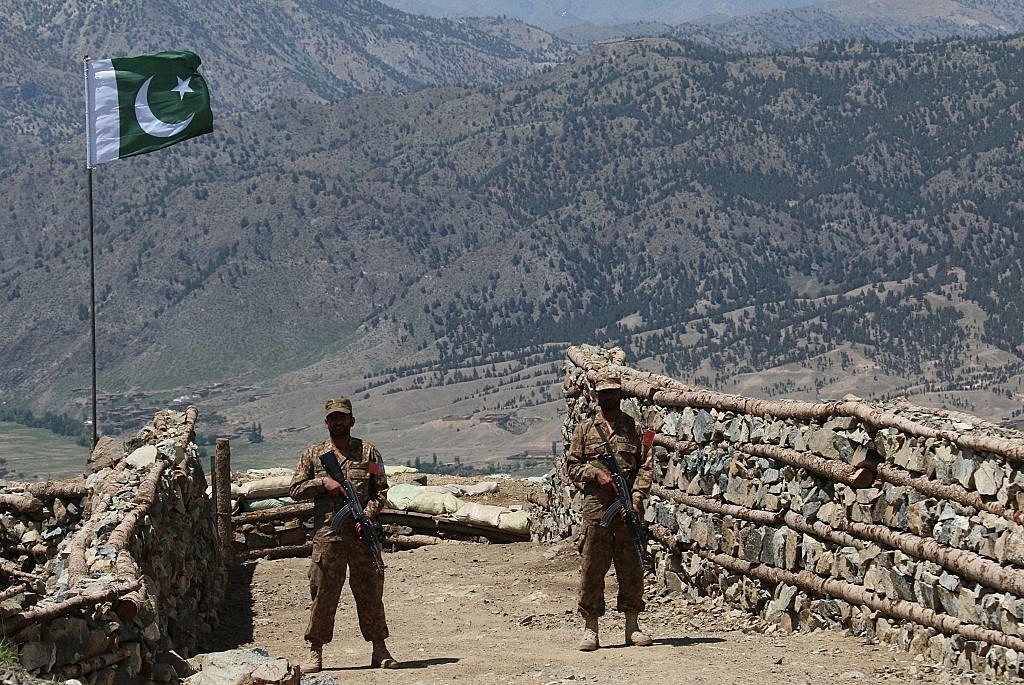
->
0, 0, 573, 167
3, 31, 1024, 454
676, 0, 1024, 52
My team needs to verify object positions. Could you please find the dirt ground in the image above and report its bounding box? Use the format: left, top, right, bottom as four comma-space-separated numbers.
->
210, 477, 1000, 685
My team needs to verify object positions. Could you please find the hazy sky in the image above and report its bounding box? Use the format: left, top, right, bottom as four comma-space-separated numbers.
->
375, 0, 824, 30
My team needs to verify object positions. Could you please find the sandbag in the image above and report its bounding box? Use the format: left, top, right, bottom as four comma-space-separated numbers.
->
452, 501, 507, 527
241, 475, 293, 500
239, 497, 294, 512
386, 483, 424, 510
407, 491, 461, 515
420, 484, 463, 495
498, 509, 531, 534
206, 483, 244, 499
245, 468, 294, 478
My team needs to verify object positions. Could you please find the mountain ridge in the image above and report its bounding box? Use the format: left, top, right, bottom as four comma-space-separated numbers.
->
0, 0, 574, 167
3, 3, 1024, 469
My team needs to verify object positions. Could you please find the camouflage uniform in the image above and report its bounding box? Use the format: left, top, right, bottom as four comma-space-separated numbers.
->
290, 436, 390, 646
566, 412, 653, 619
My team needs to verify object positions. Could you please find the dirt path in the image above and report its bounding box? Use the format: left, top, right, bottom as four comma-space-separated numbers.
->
211, 538, 974, 685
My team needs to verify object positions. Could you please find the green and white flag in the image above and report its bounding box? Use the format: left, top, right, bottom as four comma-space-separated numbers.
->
85, 51, 213, 167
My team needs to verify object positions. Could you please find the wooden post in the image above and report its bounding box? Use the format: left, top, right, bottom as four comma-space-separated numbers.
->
214, 438, 234, 565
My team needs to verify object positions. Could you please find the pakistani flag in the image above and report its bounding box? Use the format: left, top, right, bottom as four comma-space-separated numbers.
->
85, 51, 213, 167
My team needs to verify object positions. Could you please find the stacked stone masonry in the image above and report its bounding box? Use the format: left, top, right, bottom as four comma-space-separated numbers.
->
0, 407, 225, 684
541, 345, 1024, 680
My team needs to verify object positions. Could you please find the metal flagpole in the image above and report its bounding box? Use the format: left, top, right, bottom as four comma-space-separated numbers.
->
84, 56, 98, 448
87, 165, 98, 448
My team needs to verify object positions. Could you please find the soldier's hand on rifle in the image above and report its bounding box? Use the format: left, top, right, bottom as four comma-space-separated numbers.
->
595, 469, 614, 489
323, 476, 343, 496
354, 521, 364, 538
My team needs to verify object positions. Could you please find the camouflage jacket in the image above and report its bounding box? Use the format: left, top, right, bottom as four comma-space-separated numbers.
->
566, 412, 652, 521
289, 437, 389, 535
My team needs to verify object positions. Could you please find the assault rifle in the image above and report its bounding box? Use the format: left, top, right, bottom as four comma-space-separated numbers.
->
594, 423, 652, 574
319, 451, 385, 575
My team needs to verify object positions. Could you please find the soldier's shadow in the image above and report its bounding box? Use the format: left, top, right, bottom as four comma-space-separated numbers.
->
599, 636, 725, 649
331, 657, 460, 671
654, 636, 725, 647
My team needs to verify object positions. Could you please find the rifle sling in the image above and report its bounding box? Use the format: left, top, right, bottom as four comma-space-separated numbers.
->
592, 422, 636, 487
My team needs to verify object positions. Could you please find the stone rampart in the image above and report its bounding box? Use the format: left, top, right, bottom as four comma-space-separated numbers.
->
543, 345, 1024, 680
0, 407, 225, 683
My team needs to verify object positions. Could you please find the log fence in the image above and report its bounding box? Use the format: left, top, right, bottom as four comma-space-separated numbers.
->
540, 344, 1024, 680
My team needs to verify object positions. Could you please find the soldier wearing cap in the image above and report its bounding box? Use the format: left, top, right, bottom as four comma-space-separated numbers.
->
289, 397, 398, 673
565, 369, 654, 651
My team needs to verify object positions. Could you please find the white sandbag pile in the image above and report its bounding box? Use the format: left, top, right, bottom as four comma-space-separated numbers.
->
233, 471, 297, 512
452, 501, 530, 534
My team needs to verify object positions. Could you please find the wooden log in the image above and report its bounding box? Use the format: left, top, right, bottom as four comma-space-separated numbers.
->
113, 550, 143, 621
566, 346, 1024, 463
215, 438, 234, 564
242, 543, 312, 561
0, 493, 43, 515
651, 434, 700, 454
875, 462, 1024, 525
107, 461, 167, 550
735, 442, 874, 488
837, 401, 1024, 463
67, 490, 114, 582
25, 479, 88, 500
650, 485, 864, 550
778, 510, 864, 551
0, 582, 29, 602
651, 484, 783, 527
566, 345, 627, 372
699, 549, 1024, 654
652, 389, 837, 423
177, 405, 199, 451
387, 534, 450, 549
231, 501, 314, 525
53, 645, 133, 680
655, 426, 867, 491
835, 516, 1024, 597
378, 509, 529, 543
0, 579, 142, 637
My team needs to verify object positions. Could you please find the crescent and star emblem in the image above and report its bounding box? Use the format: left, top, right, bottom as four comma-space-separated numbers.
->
134, 75, 195, 138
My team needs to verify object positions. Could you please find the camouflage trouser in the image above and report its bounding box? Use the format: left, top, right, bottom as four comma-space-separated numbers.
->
577, 518, 645, 618
305, 532, 389, 646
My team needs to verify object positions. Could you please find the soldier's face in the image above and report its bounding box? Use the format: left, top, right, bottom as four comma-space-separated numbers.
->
325, 413, 354, 438
597, 389, 622, 412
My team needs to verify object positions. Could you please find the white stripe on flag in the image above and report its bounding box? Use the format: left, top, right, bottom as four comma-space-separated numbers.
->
86, 59, 122, 166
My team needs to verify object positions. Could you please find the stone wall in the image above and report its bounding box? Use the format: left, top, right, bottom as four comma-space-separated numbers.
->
0, 407, 226, 684
544, 345, 1024, 680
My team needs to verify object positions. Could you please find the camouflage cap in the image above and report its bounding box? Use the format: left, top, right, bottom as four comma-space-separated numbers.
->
594, 370, 621, 391
324, 397, 353, 417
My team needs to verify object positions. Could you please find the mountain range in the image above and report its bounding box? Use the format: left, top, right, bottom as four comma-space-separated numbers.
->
373, 0, 821, 31
380, 0, 1024, 46
2, 0, 1024, 471
0, 0, 573, 168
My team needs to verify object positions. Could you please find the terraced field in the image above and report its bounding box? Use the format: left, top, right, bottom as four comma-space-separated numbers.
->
0, 423, 87, 481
